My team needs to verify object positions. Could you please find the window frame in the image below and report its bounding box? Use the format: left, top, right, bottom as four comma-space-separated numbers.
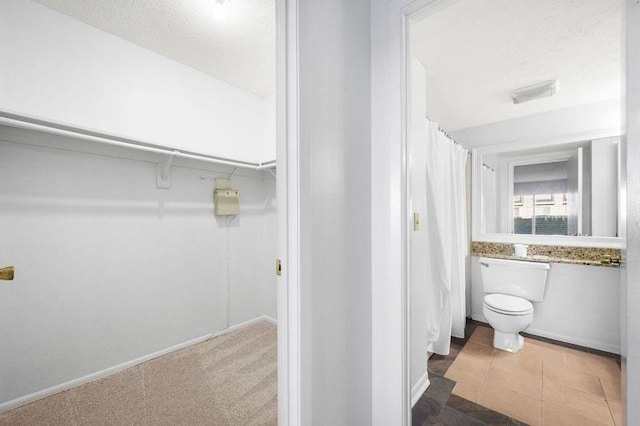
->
506, 151, 574, 233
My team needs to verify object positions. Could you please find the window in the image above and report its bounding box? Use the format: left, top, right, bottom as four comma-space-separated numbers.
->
514, 193, 568, 235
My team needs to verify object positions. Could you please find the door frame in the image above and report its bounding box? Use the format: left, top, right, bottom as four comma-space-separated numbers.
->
399, 1, 463, 423
276, 0, 301, 425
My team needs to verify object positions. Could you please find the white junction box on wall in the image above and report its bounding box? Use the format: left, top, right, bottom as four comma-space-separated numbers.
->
214, 178, 239, 216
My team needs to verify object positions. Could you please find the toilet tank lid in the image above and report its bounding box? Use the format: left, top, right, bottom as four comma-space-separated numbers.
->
479, 257, 550, 270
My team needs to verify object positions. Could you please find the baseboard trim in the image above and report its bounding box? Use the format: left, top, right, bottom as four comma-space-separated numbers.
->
0, 315, 277, 414
524, 327, 620, 355
262, 315, 278, 325
411, 371, 431, 408
470, 314, 620, 354
214, 315, 277, 338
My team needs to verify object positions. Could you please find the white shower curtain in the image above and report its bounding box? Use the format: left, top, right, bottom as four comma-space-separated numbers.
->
424, 120, 468, 356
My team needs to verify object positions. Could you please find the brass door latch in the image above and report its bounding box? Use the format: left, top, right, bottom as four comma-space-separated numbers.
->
0, 266, 15, 280
275, 259, 282, 276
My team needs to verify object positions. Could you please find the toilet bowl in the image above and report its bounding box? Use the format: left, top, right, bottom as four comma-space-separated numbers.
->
483, 293, 533, 353
479, 257, 549, 353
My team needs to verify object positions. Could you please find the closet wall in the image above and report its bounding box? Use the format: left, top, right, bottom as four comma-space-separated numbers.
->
0, 129, 276, 409
0, 0, 277, 411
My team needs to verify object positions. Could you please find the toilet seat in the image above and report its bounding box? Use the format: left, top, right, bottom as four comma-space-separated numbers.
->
484, 294, 533, 316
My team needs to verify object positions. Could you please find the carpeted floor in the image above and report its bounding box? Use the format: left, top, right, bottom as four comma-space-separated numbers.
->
0, 321, 277, 426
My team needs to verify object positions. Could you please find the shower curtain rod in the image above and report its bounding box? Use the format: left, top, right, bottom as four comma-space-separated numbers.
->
425, 115, 461, 147
0, 110, 277, 171
482, 163, 495, 172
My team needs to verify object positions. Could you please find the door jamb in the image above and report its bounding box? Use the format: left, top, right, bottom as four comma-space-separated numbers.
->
276, 0, 301, 425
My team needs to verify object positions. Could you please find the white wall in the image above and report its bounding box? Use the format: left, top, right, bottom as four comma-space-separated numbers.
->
409, 57, 429, 397
0, 127, 276, 409
623, 0, 640, 423
591, 137, 619, 237
451, 99, 621, 149
228, 170, 277, 325
295, 0, 372, 424
470, 257, 620, 353
0, 0, 275, 163
262, 94, 277, 163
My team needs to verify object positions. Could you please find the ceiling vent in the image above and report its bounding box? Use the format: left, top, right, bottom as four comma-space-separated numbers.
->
510, 80, 558, 104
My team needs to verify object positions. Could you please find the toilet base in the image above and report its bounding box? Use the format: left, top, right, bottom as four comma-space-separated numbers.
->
493, 331, 524, 353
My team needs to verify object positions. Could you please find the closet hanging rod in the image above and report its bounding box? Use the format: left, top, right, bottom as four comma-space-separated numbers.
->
0, 110, 276, 171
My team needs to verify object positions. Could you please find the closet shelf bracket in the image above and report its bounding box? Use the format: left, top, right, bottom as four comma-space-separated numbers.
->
156, 150, 178, 189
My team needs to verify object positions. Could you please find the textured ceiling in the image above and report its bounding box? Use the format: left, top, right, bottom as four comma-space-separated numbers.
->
411, 0, 621, 131
31, 0, 275, 98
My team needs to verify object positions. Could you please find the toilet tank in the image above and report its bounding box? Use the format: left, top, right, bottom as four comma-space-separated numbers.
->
478, 257, 550, 302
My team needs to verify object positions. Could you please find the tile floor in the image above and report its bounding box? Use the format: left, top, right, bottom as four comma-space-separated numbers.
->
412, 374, 526, 426
445, 325, 622, 426
413, 320, 528, 425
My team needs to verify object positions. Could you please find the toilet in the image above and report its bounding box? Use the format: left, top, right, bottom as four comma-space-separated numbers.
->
478, 257, 550, 353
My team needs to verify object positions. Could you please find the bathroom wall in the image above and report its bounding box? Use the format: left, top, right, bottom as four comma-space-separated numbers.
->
591, 137, 619, 237
409, 57, 430, 400
451, 98, 621, 149
0, 127, 277, 409
0, 0, 276, 163
470, 257, 620, 353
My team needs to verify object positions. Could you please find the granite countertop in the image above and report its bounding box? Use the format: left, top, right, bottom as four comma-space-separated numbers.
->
470, 241, 621, 268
